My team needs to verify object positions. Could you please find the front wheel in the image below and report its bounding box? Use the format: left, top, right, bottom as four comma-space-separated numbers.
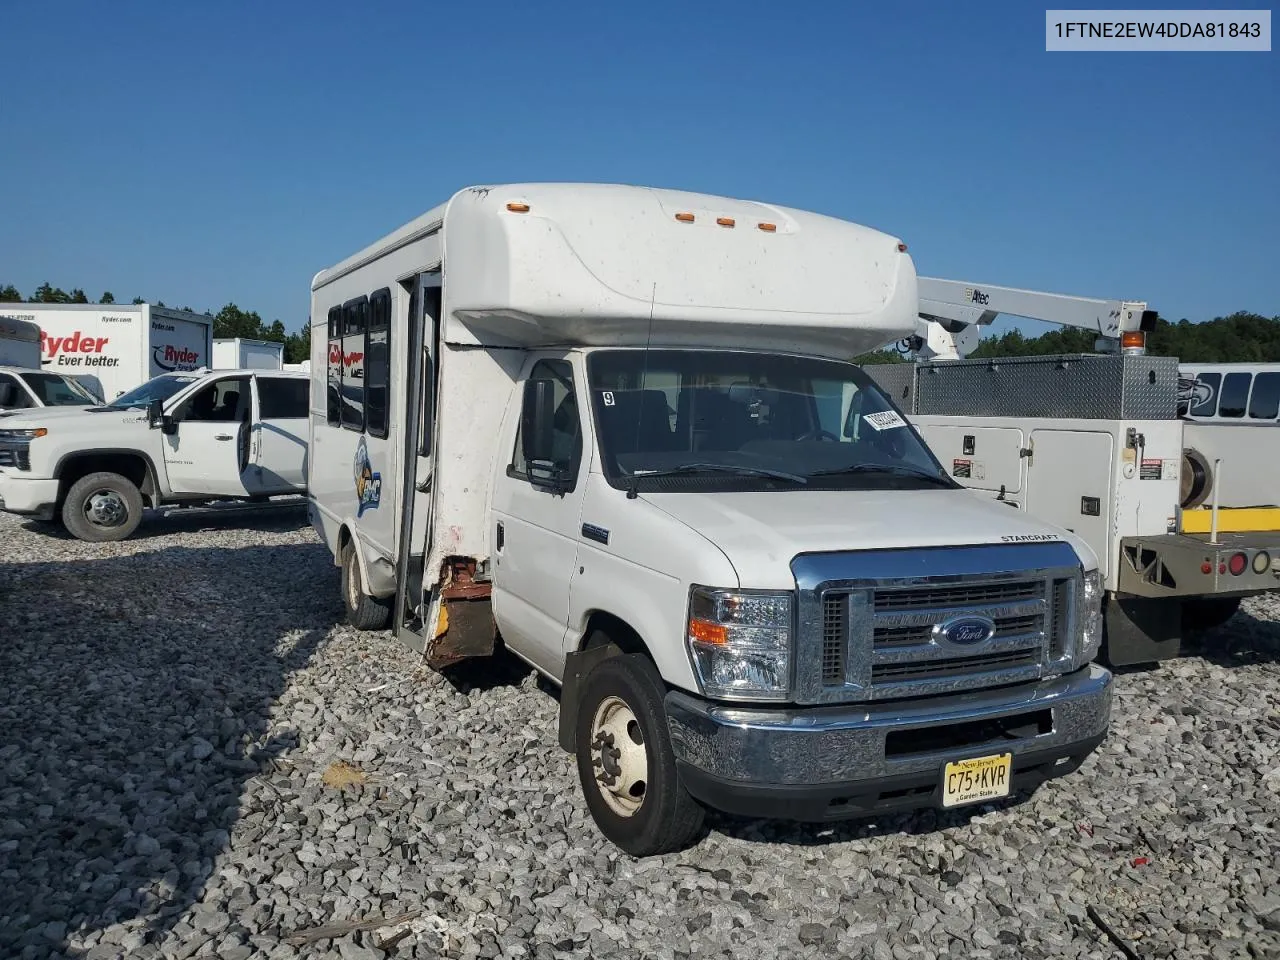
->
61, 471, 144, 542
340, 540, 391, 631
574, 653, 705, 856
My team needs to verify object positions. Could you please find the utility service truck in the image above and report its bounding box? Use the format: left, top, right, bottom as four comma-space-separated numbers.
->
865, 280, 1280, 667
1, 315, 104, 415
0, 302, 214, 402
0, 367, 308, 541
213, 337, 285, 371
307, 183, 1112, 856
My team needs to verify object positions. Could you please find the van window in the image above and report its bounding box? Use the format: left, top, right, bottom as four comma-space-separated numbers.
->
510, 359, 582, 485
326, 305, 342, 425
1218, 372, 1250, 418
258, 377, 309, 419
340, 297, 367, 431
366, 288, 391, 438
1189, 372, 1220, 417
1249, 372, 1280, 420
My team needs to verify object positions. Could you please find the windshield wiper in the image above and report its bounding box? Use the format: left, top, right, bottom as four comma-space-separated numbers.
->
806, 463, 953, 486
626, 462, 808, 498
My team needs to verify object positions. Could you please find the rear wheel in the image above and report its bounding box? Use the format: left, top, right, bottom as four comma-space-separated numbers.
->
61, 471, 144, 542
340, 540, 391, 630
1182, 596, 1241, 634
574, 652, 704, 856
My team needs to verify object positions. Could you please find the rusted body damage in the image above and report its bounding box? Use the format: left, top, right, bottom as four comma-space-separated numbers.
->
426, 556, 497, 669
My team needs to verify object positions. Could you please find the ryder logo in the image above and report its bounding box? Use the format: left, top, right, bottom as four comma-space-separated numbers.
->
354, 436, 382, 517
154, 344, 202, 372
41, 331, 119, 368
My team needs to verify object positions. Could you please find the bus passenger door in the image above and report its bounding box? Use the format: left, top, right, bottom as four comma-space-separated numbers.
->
393, 272, 441, 639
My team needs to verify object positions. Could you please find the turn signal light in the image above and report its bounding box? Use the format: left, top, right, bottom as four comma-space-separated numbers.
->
1228, 552, 1248, 576
505, 202, 530, 213
1121, 331, 1146, 351
688, 619, 728, 645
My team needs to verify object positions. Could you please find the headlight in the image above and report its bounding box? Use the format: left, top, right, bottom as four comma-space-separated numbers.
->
687, 586, 792, 701
1075, 568, 1104, 666
0, 428, 46, 440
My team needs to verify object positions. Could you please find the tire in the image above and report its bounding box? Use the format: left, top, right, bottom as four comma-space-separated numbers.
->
1182, 596, 1241, 634
61, 471, 144, 543
574, 652, 705, 856
340, 540, 391, 631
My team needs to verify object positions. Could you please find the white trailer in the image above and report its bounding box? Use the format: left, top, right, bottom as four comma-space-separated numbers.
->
306, 183, 1112, 856
0, 315, 104, 414
0, 302, 214, 401
866, 280, 1280, 666
213, 337, 284, 370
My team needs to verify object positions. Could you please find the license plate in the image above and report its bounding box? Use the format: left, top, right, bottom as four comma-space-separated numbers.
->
942, 752, 1012, 808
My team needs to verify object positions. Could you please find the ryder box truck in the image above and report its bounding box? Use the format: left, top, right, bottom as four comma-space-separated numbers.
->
307, 183, 1113, 856
0, 302, 214, 401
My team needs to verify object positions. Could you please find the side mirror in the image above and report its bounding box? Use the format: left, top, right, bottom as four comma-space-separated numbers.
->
521, 378, 559, 484
0, 383, 14, 408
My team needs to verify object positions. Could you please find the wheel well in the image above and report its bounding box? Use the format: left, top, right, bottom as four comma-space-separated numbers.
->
336, 525, 353, 567
581, 611, 650, 659
57, 453, 156, 506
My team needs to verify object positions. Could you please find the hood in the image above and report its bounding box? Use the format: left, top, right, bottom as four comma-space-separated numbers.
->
641, 488, 1097, 589
0, 405, 140, 429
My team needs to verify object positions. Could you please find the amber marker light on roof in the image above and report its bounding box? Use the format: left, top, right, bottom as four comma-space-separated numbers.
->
716, 217, 735, 227
675, 212, 696, 223
757, 222, 777, 232
506, 202, 530, 213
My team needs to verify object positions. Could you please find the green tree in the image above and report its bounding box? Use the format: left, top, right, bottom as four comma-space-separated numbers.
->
0, 284, 22, 303
30, 282, 71, 303
70, 288, 89, 304
100, 291, 115, 304
284, 323, 311, 364
132, 296, 146, 304
213, 303, 267, 340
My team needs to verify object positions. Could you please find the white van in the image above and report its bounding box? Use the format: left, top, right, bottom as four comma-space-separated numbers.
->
307, 183, 1112, 855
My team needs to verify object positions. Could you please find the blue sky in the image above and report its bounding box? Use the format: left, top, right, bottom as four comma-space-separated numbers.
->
1, 1, 1275, 341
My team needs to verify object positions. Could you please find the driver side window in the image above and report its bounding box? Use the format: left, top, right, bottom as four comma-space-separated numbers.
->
178, 377, 250, 423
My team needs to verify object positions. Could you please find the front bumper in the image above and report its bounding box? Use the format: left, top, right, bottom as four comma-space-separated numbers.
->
0, 475, 60, 520
666, 663, 1111, 821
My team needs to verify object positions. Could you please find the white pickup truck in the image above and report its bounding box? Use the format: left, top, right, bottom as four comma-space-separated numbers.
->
0, 367, 309, 541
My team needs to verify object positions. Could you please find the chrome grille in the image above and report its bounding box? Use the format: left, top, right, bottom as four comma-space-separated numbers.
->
872, 580, 1042, 611
821, 595, 846, 684
873, 648, 1041, 682
1049, 578, 1074, 660
0, 445, 29, 470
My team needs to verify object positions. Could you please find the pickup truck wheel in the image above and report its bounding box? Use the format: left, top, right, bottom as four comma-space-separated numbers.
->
575, 653, 705, 856
61, 471, 144, 542
341, 540, 391, 631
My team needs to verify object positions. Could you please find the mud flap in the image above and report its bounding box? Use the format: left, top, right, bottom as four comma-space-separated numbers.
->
557, 643, 622, 753
1103, 593, 1181, 666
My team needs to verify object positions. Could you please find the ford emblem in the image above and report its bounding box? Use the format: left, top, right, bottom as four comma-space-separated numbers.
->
934, 616, 996, 646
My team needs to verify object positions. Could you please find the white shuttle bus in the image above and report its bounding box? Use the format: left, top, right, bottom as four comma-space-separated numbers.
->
307, 183, 1112, 855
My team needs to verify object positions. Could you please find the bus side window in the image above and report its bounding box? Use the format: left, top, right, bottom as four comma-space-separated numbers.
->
1190, 372, 1220, 417
1218, 372, 1251, 419
1249, 372, 1280, 421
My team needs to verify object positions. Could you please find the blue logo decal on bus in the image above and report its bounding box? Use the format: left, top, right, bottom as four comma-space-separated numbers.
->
354, 437, 382, 517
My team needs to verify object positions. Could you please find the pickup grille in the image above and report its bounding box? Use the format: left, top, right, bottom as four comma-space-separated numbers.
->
0, 444, 30, 471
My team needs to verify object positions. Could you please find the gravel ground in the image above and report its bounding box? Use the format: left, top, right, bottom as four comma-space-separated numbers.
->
1, 507, 1279, 960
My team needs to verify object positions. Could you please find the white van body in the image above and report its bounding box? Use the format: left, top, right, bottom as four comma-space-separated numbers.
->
213, 337, 285, 371
0, 368, 308, 541
0, 303, 214, 401
306, 183, 1112, 855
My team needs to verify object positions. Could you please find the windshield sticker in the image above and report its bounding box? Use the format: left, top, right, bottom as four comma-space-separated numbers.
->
863, 410, 906, 431
1000, 533, 1061, 542
354, 436, 382, 517
602, 391, 616, 407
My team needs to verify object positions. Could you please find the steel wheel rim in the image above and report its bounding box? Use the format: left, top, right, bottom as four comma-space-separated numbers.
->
84, 489, 128, 528
589, 695, 648, 817
346, 553, 361, 608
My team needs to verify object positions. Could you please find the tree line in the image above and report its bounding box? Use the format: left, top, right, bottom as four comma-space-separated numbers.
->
855, 310, 1280, 365
1, 281, 309, 364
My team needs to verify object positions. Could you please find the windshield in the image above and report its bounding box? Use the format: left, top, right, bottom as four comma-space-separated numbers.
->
586, 350, 954, 491
18, 372, 99, 406
108, 373, 201, 409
